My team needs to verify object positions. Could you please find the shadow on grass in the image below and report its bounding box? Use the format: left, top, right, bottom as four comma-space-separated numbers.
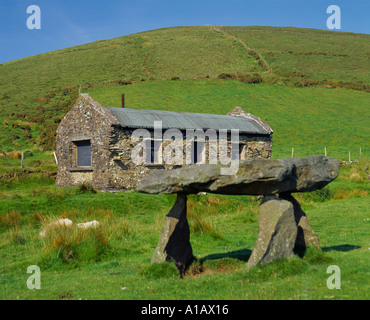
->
199, 248, 252, 263
322, 244, 361, 252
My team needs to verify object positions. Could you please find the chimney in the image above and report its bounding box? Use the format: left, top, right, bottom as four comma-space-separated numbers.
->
121, 94, 125, 108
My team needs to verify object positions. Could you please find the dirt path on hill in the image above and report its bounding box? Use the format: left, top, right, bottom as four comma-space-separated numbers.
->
211, 25, 272, 74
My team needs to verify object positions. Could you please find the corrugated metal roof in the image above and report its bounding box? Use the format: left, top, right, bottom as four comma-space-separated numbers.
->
106, 107, 269, 135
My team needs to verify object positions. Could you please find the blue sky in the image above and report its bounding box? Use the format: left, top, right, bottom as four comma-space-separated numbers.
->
0, 0, 369, 63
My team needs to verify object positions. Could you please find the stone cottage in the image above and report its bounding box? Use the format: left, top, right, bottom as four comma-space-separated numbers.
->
55, 94, 273, 190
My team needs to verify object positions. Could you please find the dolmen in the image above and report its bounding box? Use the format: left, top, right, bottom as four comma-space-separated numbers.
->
137, 155, 339, 273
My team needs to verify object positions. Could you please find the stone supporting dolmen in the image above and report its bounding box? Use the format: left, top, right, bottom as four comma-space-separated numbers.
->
137, 155, 339, 273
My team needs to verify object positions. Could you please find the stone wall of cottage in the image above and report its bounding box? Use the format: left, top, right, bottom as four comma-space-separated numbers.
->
56, 95, 272, 191
106, 127, 272, 190
55, 94, 119, 190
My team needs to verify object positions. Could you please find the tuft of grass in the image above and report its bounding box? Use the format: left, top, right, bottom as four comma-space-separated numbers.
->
78, 182, 97, 194
201, 258, 245, 274
189, 214, 223, 240
40, 219, 111, 267
302, 186, 333, 202
244, 256, 309, 281
9, 226, 26, 245
31, 211, 44, 225
332, 188, 368, 200
0, 210, 21, 230
187, 197, 224, 239
185, 260, 204, 277
38, 211, 132, 269
7, 151, 22, 159
349, 173, 363, 183
139, 262, 180, 279
303, 247, 333, 265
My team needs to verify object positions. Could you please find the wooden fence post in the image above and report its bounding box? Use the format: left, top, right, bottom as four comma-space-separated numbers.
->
53, 152, 58, 165
291, 148, 294, 159
21, 151, 24, 168
324, 147, 327, 157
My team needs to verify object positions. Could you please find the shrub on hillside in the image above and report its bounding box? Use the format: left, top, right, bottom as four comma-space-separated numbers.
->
218, 73, 234, 80
34, 96, 50, 104
291, 78, 370, 92
116, 80, 132, 85
139, 262, 179, 279
258, 59, 269, 71
302, 186, 332, 202
7, 151, 22, 159
0, 211, 21, 230
37, 122, 58, 151
248, 50, 259, 59
78, 182, 97, 194
240, 73, 264, 84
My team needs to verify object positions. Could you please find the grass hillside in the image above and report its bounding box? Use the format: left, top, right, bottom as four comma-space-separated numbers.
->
0, 26, 369, 153
0, 159, 369, 300
87, 79, 369, 160
221, 26, 370, 83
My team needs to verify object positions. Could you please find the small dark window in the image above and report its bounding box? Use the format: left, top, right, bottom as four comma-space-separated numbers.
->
191, 141, 204, 164
76, 140, 91, 167
231, 143, 242, 161
146, 140, 161, 164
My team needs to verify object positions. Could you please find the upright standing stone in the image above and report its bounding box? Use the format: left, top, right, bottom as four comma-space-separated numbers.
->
151, 193, 194, 274
280, 193, 320, 252
246, 196, 297, 269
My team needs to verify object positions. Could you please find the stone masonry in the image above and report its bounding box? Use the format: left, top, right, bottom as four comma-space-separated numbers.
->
56, 94, 273, 190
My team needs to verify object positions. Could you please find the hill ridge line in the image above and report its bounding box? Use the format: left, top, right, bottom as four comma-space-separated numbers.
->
211, 25, 272, 74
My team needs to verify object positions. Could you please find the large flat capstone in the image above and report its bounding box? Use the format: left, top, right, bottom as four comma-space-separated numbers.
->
137, 155, 339, 195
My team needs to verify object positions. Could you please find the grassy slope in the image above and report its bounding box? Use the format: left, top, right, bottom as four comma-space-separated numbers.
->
220, 26, 370, 83
87, 79, 369, 160
0, 160, 368, 300
0, 26, 260, 151
0, 26, 258, 117
0, 25, 369, 151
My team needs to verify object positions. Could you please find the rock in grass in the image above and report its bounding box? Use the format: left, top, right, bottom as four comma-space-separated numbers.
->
77, 220, 100, 230
246, 196, 297, 269
137, 155, 339, 195
279, 193, 320, 252
39, 218, 73, 238
151, 193, 194, 275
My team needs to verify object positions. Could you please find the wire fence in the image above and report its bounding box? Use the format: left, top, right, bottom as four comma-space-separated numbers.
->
271, 146, 367, 162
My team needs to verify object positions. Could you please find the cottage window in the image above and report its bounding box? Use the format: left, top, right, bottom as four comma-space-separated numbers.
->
192, 141, 205, 164
75, 140, 91, 167
231, 143, 242, 160
146, 140, 162, 164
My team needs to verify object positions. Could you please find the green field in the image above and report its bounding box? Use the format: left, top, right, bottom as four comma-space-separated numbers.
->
86, 79, 369, 160
0, 158, 369, 300
0, 25, 369, 300
0, 26, 369, 152
220, 26, 370, 83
